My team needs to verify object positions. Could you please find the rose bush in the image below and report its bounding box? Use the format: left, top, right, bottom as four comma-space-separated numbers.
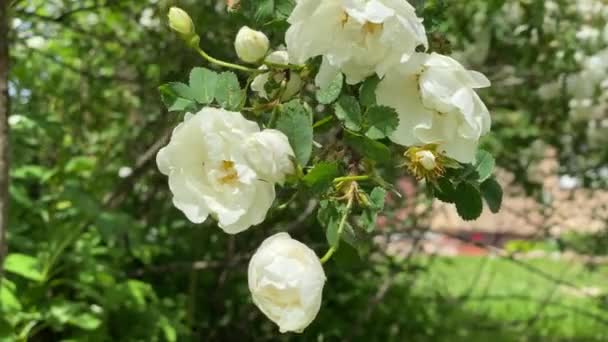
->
156, 3, 501, 333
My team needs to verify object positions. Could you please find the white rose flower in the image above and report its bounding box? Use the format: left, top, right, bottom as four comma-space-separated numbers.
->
376, 52, 491, 163
285, 0, 428, 87
235, 26, 270, 63
156, 107, 293, 234
251, 51, 303, 100
248, 232, 326, 333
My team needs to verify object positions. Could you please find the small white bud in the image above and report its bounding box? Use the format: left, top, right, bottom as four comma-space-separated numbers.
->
168, 7, 195, 36
118, 167, 133, 178
234, 26, 269, 63
416, 150, 437, 171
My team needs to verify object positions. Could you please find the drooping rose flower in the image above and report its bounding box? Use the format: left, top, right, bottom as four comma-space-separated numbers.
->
248, 232, 326, 333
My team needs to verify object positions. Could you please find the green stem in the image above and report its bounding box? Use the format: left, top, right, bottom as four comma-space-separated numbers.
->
195, 46, 258, 73
333, 175, 370, 184
267, 104, 280, 128
320, 196, 354, 264
263, 61, 306, 71
312, 116, 334, 129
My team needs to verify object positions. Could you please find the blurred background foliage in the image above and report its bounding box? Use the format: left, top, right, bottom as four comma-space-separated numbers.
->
2, 0, 608, 341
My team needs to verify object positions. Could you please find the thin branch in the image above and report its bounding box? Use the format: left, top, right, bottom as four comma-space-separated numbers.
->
0, 0, 10, 277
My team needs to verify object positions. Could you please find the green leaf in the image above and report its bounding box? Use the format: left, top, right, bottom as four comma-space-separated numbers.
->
359, 75, 380, 107
159, 82, 197, 112
340, 223, 366, 251
159, 316, 177, 342
49, 302, 102, 330
365, 105, 399, 140
0, 279, 22, 312
481, 178, 503, 213
334, 95, 362, 131
69, 313, 102, 331
215, 71, 243, 110
316, 72, 343, 104
3, 253, 45, 282
359, 187, 387, 232
345, 132, 391, 164
318, 200, 344, 248
276, 100, 314, 166
434, 177, 457, 203
189, 67, 218, 104
303, 162, 340, 194
255, 0, 275, 22
454, 183, 483, 221
333, 243, 361, 267
475, 150, 495, 182
275, 0, 296, 18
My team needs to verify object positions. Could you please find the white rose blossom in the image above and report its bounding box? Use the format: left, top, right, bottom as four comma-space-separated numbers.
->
234, 26, 270, 63
248, 232, 326, 333
251, 51, 303, 100
156, 107, 295, 234
376, 52, 491, 163
286, 0, 428, 87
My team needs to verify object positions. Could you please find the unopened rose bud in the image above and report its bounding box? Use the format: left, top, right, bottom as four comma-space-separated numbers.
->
234, 26, 269, 63
168, 7, 195, 36
416, 150, 437, 171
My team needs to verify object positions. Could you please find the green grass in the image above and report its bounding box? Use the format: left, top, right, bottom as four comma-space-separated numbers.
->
407, 256, 608, 341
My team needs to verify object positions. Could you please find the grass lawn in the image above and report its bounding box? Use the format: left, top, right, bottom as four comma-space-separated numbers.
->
405, 256, 608, 341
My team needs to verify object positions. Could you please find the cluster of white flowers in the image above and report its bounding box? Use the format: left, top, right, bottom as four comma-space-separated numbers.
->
161, 0, 493, 333
286, 0, 491, 163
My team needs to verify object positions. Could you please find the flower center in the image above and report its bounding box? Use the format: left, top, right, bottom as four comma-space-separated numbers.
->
218, 160, 239, 185
339, 11, 383, 35
403, 145, 453, 181
339, 11, 349, 26
362, 21, 383, 35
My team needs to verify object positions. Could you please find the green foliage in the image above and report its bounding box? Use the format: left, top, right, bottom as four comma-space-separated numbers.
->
315, 73, 344, 104
334, 95, 362, 131
358, 187, 387, 233
303, 162, 340, 194
318, 200, 347, 248
159, 82, 197, 112
480, 177, 503, 213
454, 182, 483, 221
215, 71, 243, 110
276, 100, 314, 166
344, 132, 391, 164
364, 105, 399, 140
3, 253, 45, 283
358, 75, 380, 107
189, 67, 218, 104
475, 150, 495, 182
